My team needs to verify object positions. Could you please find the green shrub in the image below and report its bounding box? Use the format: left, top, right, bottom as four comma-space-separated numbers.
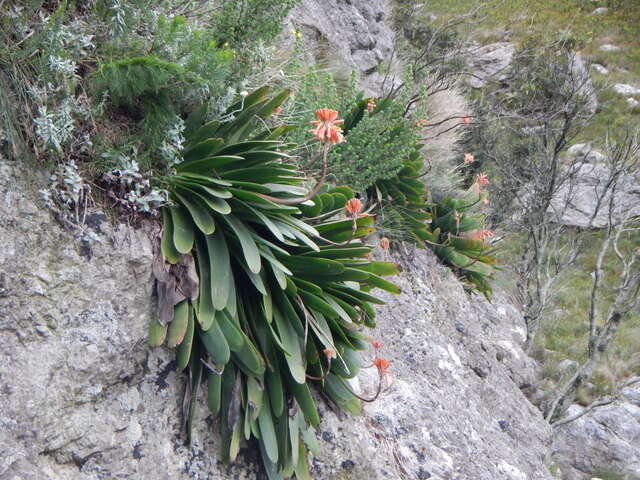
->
150, 88, 400, 478
330, 95, 422, 191
212, 0, 300, 48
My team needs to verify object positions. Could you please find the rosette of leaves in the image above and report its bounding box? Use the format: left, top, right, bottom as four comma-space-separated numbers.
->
370, 149, 432, 245
422, 196, 497, 298
148, 87, 401, 479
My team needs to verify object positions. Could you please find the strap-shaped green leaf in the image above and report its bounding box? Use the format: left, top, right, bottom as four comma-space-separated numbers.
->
167, 300, 189, 348
173, 191, 216, 234
194, 236, 215, 330
169, 207, 194, 254
323, 374, 361, 415
273, 308, 305, 384
217, 310, 243, 351
207, 368, 222, 416
205, 232, 231, 310
289, 380, 320, 428
224, 215, 261, 274
148, 318, 167, 347
246, 375, 263, 421
258, 394, 279, 464
176, 306, 194, 370
266, 367, 284, 418
161, 208, 181, 264
177, 155, 245, 174
200, 320, 230, 365
182, 138, 225, 163
281, 256, 344, 276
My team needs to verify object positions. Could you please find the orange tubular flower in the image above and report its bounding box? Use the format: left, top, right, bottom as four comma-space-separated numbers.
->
373, 357, 391, 376
463, 115, 472, 125
369, 338, 383, 349
464, 153, 475, 164
475, 173, 490, 186
471, 229, 494, 242
323, 348, 337, 360
309, 108, 345, 145
366, 99, 376, 113
345, 197, 363, 217
273, 106, 282, 114
379, 237, 390, 250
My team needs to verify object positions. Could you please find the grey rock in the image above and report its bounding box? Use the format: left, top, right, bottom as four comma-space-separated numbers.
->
550, 162, 640, 228
600, 44, 621, 52
591, 7, 609, 15
286, 0, 395, 95
552, 383, 640, 480
566, 143, 606, 163
613, 83, 640, 96
466, 42, 516, 88
627, 97, 640, 108
590, 63, 609, 75
0, 150, 553, 479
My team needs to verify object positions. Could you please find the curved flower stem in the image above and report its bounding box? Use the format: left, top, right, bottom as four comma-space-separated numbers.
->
306, 358, 333, 381
256, 143, 330, 205
345, 373, 386, 403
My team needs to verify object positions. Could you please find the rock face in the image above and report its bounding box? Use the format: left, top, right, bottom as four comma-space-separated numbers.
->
552, 381, 640, 480
465, 42, 516, 88
0, 152, 553, 479
286, 0, 395, 95
550, 161, 640, 228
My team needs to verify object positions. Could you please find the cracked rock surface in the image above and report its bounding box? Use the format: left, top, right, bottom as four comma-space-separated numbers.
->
0, 150, 552, 479
552, 382, 640, 480
286, 0, 395, 95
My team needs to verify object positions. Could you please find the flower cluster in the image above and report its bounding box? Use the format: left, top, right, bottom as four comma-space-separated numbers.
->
475, 173, 489, 186
471, 229, 494, 242
309, 108, 345, 145
345, 197, 363, 218
373, 357, 391, 376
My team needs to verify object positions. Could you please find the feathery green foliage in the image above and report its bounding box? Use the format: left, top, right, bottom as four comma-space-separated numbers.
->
152, 87, 400, 477
331, 95, 422, 191
212, 0, 300, 47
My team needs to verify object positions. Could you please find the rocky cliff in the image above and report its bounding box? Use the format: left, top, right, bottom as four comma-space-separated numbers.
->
0, 1, 555, 479
0, 152, 552, 479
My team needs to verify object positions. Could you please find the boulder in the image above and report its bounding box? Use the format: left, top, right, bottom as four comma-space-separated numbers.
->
590, 64, 609, 75
550, 162, 640, 228
591, 7, 609, 15
566, 143, 606, 163
465, 42, 516, 88
552, 382, 640, 480
0, 151, 554, 479
599, 44, 621, 52
613, 83, 640, 96
628, 97, 640, 108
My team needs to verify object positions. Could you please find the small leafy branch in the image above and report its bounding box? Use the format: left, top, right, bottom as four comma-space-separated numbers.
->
149, 88, 400, 478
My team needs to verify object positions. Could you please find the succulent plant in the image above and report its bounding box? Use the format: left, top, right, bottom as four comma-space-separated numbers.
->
423, 195, 497, 298
149, 87, 400, 478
